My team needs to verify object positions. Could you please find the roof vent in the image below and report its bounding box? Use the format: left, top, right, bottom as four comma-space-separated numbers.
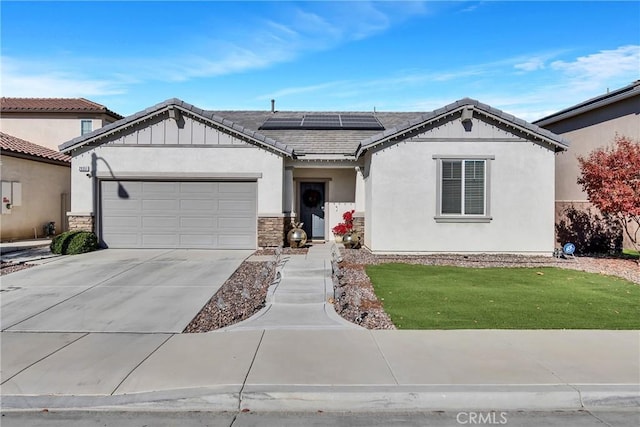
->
271, 99, 275, 113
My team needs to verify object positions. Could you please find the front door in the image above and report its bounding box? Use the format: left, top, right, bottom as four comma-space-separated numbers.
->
299, 182, 325, 240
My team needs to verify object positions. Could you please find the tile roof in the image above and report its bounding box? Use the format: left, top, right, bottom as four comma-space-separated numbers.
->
0, 132, 71, 163
1, 97, 123, 119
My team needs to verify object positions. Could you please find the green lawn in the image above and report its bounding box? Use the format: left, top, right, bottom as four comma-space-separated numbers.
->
623, 249, 639, 259
367, 264, 640, 329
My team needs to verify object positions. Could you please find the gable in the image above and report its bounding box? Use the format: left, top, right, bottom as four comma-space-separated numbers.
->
59, 99, 293, 158
357, 98, 569, 157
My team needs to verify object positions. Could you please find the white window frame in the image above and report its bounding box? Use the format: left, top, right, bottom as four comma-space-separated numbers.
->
433, 154, 494, 223
81, 119, 93, 135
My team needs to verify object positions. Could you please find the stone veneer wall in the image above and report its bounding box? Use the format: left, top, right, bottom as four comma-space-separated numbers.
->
258, 215, 294, 247
68, 214, 94, 232
352, 214, 365, 244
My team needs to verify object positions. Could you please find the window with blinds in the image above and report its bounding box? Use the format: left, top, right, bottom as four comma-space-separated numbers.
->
441, 159, 485, 216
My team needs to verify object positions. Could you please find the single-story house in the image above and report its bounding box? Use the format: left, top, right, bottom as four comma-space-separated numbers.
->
1, 132, 71, 241
59, 98, 568, 254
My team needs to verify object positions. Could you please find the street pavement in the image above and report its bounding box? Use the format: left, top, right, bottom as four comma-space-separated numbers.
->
2, 409, 639, 426
0, 243, 638, 416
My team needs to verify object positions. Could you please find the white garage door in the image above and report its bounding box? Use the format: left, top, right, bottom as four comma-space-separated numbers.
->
100, 181, 257, 249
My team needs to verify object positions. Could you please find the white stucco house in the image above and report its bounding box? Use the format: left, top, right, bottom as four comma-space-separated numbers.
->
59, 98, 568, 254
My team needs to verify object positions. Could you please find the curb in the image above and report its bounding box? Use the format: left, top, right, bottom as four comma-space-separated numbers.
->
2, 385, 638, 412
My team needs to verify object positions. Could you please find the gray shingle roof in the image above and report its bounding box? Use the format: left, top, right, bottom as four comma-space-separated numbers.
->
357, 98, 569, 155
59, 98, 294, 156
213, 110, 422, 156
533, 80, 640, 126
59, 98, 568, 157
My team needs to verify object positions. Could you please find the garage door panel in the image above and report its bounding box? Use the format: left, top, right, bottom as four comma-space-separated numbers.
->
181, 182, 217, 193
107, 233, 140, 246
103, 215, 141, 228
219, 216, 255, 229
180, 199, 217, 210
143, 199, 180, 210
142, 216, 179, 228
142, 234, 179, 247
180, 217, 216, 228
101, 180, 256, 249
142, 182, 179, 192
180, 234, 216, 246
219, 182, 255, 193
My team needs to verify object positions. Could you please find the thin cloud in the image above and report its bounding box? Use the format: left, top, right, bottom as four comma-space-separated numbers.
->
551, 45, 640, 87
0, 57, 128, 97
1, 2, 422, 95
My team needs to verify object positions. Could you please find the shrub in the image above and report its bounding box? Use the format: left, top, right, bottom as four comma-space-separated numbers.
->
556, 206, 622, 255
50, 231, 100, 255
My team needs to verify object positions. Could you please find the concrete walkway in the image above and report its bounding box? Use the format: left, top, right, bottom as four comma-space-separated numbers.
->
225, 244, 359, 330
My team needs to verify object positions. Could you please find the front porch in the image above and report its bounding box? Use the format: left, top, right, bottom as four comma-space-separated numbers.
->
258, 162, 365, 247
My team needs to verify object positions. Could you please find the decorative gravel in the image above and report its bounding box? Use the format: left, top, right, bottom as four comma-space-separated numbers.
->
183, 259, 277, 333
0, 261, 33, 276
332, 248, 639, 330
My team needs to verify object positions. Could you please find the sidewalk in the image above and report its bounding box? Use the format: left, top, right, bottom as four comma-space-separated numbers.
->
1, 329, 638, 412
1, 244, 639, 413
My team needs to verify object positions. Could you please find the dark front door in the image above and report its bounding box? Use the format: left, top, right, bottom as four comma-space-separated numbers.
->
299, 182, 325, 240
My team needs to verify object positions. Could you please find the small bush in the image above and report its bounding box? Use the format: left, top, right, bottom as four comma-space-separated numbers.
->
50, 231, 100, 255
556, 206, 622, 255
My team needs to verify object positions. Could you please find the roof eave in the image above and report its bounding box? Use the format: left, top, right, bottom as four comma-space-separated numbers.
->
533, 81, 640, 126
356, 100, 569, 158
59, 99, 294, 158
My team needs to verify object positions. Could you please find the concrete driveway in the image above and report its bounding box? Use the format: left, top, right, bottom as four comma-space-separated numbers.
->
0, 249, 252, 333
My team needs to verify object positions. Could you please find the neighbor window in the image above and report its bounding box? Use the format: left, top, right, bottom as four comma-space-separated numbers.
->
434, 155, 493, 222
81, 120, 93, 135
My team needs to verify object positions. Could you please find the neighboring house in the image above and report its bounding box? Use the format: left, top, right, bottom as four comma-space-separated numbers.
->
0, 98, 123, 151
534, 81, 640, 249
59, 98, 568, 254
0, 132, 71, 241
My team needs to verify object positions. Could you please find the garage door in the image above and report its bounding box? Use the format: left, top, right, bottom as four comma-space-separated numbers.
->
100, 181, 257, 249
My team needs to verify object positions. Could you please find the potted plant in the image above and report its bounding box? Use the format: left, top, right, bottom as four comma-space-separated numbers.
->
332, 210, 359, 247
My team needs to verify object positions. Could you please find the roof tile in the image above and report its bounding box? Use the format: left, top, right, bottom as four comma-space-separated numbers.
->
0, 132, 71, 163
1, 97, 122, 119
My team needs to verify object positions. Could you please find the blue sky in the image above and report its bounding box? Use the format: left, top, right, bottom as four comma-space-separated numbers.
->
2, 1, 639, 120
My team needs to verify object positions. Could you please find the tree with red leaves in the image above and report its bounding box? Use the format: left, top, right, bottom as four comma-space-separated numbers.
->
577, 135, 640, 256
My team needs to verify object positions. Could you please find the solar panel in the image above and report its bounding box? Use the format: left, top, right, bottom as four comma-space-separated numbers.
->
259, 114, 384, 130
302, 115, 341, 129
340, 114, 384, 130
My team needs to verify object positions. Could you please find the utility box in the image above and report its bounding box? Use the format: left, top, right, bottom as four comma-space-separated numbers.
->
2, 181, 12, 214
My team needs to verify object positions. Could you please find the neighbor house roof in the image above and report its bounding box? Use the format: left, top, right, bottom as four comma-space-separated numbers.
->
60, 97, 569, 158
1, 97, 123, 120
0, 132, 71, 165
533, 80, 640, 127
